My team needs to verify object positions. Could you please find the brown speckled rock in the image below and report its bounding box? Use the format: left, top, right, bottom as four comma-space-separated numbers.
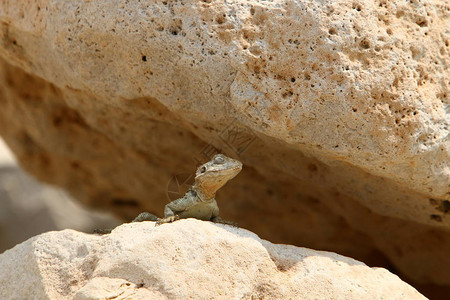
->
0, 0, 448, 293
0, 220, 427, 300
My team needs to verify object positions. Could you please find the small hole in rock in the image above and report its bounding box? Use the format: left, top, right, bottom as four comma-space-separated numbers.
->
430, 214, 442, 222
359, 40, 370, 49
352, 3, 362, 11
416, 20, 427, 27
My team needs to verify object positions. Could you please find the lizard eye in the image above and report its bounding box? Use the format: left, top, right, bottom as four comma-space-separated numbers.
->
214, 156, 224, 164
200, 166, 207, 173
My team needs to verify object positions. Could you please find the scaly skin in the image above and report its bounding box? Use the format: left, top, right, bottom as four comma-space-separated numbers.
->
94, 154, 242, 234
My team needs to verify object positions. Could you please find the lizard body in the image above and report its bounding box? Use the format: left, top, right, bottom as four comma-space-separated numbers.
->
94, 154, 242, 233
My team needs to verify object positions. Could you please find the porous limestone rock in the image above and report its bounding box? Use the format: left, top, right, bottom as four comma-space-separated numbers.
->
0, 0, 448, 292
0, 220, 426, 300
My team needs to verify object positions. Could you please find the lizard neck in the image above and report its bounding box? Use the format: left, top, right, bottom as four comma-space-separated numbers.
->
192, 185, 216, 201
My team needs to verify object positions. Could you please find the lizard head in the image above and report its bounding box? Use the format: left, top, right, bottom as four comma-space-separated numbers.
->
194, 154, 243, 199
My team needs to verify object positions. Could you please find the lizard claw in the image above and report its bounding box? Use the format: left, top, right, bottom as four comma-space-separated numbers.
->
155, 215, 180, 226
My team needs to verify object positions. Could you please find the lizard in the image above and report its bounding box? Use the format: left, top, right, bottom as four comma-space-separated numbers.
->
94, 154, 242, 234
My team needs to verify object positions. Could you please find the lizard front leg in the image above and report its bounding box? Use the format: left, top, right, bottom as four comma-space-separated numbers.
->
155, 215, 179, 225
155, 201, 183, 225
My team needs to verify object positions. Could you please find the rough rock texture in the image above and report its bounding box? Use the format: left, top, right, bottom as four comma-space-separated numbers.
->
0, 220, 426, 300
0, 0, 448, 293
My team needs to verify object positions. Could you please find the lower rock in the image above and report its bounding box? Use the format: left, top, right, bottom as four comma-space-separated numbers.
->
0, 220, 425, 300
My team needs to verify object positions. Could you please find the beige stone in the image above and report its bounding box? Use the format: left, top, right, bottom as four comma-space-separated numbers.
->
0, 220, 426, 300
0, 0, 448, 293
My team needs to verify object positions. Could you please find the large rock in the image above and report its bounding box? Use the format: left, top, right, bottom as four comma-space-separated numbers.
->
0, 220, 426, 300
0, 0, 448, 292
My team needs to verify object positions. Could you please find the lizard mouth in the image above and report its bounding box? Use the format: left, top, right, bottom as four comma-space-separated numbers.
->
208, 166, 241, 175
196, 164, 242, 179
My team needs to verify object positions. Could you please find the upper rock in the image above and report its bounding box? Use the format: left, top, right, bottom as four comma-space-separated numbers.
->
0, 0, 448, 290
0, 220, 426, 300
0, 0, 448, 199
